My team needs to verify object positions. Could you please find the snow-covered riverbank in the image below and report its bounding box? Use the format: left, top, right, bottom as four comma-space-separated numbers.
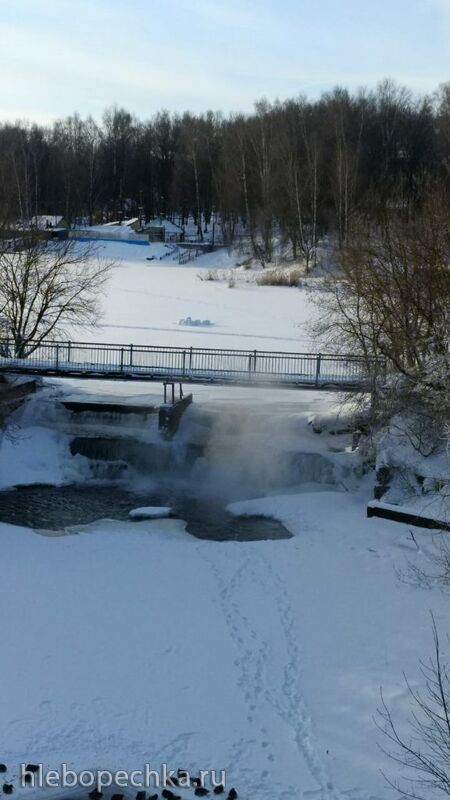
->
0, 241, 448, 800
1, 379, 448, 800
0, 481, 447, 800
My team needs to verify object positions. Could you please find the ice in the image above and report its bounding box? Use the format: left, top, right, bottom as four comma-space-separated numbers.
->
129, 506, 173, 519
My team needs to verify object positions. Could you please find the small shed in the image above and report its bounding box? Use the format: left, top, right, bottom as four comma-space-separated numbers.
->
145, 218, 183, 243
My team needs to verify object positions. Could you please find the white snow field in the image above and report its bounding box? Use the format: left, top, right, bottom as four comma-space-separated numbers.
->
74, 240, 316, 351
0, 241, 448, 800
0, 488, 447, 800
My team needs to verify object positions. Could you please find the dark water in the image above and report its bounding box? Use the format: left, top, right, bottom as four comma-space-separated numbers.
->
0, 484, 291, 541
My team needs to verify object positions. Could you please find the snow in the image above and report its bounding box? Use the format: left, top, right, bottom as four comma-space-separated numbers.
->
53, 380, 163, 407
0, 488, 448, 800
376, 413, 449, 482
374, 412, 450, 519
0, 241, 449, 800
30, 215, 64, 230
146, 217, 182, 234
129, 506, 172, 519
74, 222, 146, 242
368, 497, 450, 525
178, 317, 214, 327
66, 240, 317, 351
0, 426, 70, 488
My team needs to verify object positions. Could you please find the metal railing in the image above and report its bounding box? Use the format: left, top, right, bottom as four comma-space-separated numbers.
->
0, 339, 377, 389
178, 248, 203, 264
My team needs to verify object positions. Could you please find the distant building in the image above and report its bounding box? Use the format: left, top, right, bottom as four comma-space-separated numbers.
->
144, 218, 183, 243
31, 215, 68, 230
27, 215, 69, 241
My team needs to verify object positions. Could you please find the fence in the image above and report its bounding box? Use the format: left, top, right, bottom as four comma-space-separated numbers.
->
0, 340, 377, 389
159, 245, 179, 260
69, 230, 150, 246
178, 248, 203, 264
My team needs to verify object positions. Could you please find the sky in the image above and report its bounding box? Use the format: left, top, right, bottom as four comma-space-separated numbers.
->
0, 0, 449, 125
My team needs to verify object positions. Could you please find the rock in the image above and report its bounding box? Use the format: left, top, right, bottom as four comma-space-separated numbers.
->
161, 791, 180, 800
88, 790, 103, 800
2, 785, 13, 795
195, 789, 209, 797
136, 792, 146, 800
227, 790, 237, 800
0, 770, 5, 776
129, 506, 172, 520
213, 787, 224, 795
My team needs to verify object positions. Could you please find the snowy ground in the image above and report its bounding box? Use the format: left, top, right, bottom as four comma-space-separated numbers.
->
0, 241, 449, 800
0, 483, 447, 800
73, 241, 316, 351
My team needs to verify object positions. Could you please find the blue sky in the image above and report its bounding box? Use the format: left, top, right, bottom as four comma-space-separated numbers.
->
0, 0, 449, 124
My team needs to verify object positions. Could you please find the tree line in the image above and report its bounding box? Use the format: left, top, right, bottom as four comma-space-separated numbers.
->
0, 78, 449, 264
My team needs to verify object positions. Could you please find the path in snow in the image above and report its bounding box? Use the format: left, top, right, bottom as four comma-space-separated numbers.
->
199, 542, 365, 800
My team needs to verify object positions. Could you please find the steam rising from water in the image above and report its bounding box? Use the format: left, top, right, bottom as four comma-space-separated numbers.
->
177, 403, 343, 501
20, 388, 350, 502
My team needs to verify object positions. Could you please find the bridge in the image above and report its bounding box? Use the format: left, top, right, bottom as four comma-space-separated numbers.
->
0, 339, 376, 391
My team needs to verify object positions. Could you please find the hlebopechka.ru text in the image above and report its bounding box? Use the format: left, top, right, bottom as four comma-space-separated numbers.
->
20, 764, 227, 791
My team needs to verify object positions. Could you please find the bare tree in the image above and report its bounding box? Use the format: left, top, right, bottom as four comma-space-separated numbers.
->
276, 98, 321, 271
377, 617, 450, 799
249, 100, 275, 265
0, 79, 448, 258
313, 196, 450, 376
0, 239, 113, 357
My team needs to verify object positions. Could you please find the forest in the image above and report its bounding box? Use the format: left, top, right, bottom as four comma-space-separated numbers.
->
0, 78, 449, 265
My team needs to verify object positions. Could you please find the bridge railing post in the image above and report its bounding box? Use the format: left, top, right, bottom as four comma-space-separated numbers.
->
120, 348, 124, 372
315, 353, 322, 387
67, 341, 71, 363
182, 350, 186, 377
55, 343, 60, 372
130, 344, 133, 368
